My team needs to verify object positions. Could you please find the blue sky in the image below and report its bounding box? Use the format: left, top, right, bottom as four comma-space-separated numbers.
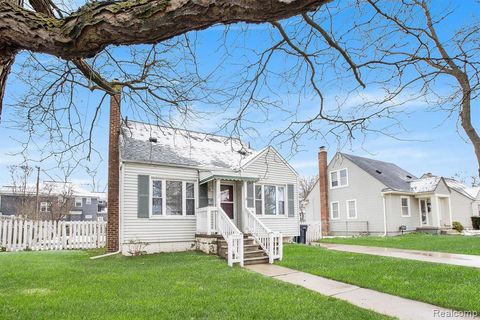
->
0, 1, 478, 189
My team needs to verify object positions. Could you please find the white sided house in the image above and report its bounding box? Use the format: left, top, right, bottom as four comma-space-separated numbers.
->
118, 121, 299, 265
304, 148, 480, 236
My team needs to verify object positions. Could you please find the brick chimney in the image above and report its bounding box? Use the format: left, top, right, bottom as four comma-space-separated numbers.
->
107, 91, 121, 252
318, 146, 329, 235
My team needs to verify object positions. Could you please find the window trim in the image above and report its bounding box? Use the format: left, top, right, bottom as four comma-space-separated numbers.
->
253, 184, 289, 218
346, 199, 357, 219
329, 168, 349, 189
85, 197, 92, 205
330, 201, 340, 220
148, 178, 197, 219
400, 196, 411, 217
40, 201, 50, 213
75, 197, 82, 207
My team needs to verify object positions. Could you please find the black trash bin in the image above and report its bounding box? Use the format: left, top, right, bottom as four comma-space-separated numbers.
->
299, 224, 308, 244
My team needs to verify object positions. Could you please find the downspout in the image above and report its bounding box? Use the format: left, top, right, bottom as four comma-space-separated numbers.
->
382, 194, 387, 236
91, 163, 124, 260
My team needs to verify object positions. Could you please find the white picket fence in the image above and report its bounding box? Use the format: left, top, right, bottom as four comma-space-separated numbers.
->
0, 219, 107, 252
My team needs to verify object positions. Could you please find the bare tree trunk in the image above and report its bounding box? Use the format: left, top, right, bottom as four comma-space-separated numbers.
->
107, 90, 121, 252
0, 48, 16, 120
459, 79, 480, 177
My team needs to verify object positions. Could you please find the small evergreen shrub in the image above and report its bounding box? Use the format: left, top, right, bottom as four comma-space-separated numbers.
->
452, 221, 464, 232
471, 216, 480, 230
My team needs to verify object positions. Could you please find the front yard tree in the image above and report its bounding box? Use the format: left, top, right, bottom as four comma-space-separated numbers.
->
1, 0, 480, 250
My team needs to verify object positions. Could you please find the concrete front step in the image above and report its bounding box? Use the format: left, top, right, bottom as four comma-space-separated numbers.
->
217, 236, 270, 265
244, 256, 270, 265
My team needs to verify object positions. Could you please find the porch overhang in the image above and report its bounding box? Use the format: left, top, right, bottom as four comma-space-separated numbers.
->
199, 170, 260, 184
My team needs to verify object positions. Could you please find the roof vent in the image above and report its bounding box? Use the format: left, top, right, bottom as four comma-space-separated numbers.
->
149, 137, 157, 143
406, 175, 412, 179
238, 149, 248, 156
375, 170, 382, 174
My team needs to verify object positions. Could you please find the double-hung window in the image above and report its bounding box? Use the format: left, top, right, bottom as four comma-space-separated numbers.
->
151, 179, 196, 216
401, 196, 410, 217
254, 184, 287, 216
75, 197, 82, 207
264, 185, 277, 215
330, 168, 348, 189
152, 180, 163, 215
185, 182, 195, 216
40, 202, 50, 213
330, 202, 340, 220
255, 185, 262, 215
85, 197, 92, 205
347, 199, 357, 219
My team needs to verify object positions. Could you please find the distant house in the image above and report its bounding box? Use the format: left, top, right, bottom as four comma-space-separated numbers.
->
0, 181, 107, 221
113, 120, 299, 265
304, 148, 480, 236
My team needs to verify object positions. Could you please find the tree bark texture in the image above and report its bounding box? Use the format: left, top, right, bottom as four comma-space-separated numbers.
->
0, 0, 330, 60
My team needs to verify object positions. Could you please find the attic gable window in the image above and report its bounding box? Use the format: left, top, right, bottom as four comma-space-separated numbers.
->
330, 168, 348, 189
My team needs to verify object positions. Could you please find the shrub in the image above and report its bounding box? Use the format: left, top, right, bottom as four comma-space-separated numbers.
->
126, 239, 149, 256
471, 217, 480, 230
452, 221, 464, 233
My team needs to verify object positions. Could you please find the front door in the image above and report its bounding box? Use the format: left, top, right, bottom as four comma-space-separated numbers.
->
420, 198, 429, 225
220, 184, 235, 219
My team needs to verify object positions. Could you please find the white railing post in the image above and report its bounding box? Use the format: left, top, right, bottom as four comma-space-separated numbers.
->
278, 234, 283, 261
227, 236, 233, 267
206, 207, 211, 235
268, 233, 274, 264
239, 236, 244, 267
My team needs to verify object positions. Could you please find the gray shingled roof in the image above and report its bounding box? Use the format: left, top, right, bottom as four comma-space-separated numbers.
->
120, 120, 257, 170
340, 153, 417, 191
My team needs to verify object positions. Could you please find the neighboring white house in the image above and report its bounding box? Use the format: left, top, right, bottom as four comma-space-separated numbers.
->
117, 120, 299, 265
304, 149, 480, 236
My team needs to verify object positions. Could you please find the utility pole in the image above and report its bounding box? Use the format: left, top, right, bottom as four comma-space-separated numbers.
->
35, 166, 40, 216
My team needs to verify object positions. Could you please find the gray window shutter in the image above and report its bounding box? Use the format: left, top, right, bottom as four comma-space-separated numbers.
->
246, 182, 254, 208
287, 184, 295, 217
199, 183, 208, 208
138, 175, 150, 218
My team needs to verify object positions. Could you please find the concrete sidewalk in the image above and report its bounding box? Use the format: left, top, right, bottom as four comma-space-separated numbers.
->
318, 243, 480, 268
246, 264, 476, 320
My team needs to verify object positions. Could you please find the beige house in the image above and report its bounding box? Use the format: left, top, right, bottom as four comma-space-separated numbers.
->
304, 148, 480, 236
117, 120, 299, 266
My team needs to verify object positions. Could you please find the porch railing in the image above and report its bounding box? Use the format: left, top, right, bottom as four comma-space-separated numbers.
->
244, 207, 282, 263
196, 206, 243, 267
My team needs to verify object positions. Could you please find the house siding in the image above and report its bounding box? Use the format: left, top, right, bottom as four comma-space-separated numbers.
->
242, 148, 300, 237
304, 181, 320, 223
121, 162, 198, 250
327, 154, 387, 235
384, 194, 419, 235
450, 189, 474, 228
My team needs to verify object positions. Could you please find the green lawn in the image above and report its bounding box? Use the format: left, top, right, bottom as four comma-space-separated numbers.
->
320, 233, 480, 255
278, 244, 480, 313
0, 250, 390, 320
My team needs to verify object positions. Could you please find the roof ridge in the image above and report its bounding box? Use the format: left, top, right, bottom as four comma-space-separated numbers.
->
122, 119, 248, 145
